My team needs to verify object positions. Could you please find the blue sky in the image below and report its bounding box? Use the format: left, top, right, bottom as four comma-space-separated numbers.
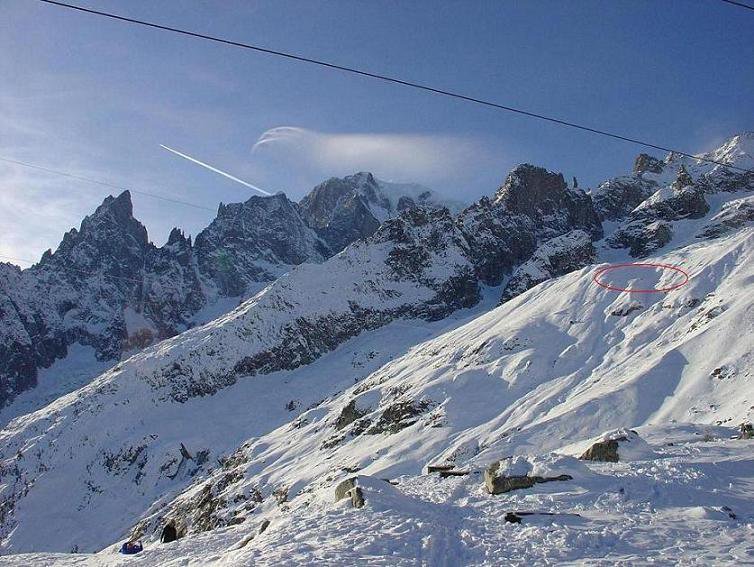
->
2, 0, 752, 263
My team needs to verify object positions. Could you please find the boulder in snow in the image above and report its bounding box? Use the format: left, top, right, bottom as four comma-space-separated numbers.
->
334, 477, 366, 508
484, 454, 585, 495
334, 475, 400, 509
579, 428, 653, 462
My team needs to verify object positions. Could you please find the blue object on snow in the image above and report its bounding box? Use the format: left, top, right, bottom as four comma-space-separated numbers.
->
119, 541, 143, 554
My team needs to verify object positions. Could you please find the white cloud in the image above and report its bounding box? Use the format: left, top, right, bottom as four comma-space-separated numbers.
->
251, 126, 492, 185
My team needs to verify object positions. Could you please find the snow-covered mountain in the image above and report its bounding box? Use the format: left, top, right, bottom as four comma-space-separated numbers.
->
593, 132, 754, 257
0, 175, 463, 419
123, 223, 753, 564
297, 172, 464, 253
1, 133, 753, 565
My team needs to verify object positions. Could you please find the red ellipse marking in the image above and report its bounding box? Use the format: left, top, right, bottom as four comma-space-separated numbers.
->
592, 262, 690, 293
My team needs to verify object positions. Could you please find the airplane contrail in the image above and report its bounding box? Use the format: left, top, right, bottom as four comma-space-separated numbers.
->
160, 144, 272, 196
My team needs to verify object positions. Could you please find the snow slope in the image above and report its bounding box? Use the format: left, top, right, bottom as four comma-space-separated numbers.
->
1, 135, 753, 565
0, 159, 608, 555
2, 218, 750, 563
131, 225, 753, 543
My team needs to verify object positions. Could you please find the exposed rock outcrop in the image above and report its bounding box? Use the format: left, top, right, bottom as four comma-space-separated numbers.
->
334, 477, 365, 508
633, 153, 665, 175
605, 168, 710, 257
493, 164, 603, 240
739, 422, 754, 440
697, 196, 754, 239
194, 193, 330, 297
500, 230, 596, 303
591, 176, 659, 221
298, 172, 459, 254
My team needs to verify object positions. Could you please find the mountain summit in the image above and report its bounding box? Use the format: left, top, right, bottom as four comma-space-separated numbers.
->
0, 174, 465, 414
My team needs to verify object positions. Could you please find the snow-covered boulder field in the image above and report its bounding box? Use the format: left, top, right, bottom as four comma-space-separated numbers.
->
3, 424, 753, 566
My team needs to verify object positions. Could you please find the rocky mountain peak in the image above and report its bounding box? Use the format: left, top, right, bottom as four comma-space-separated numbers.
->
97, 189, 133, 217
673, 165, 694, 190
348, 171, 378, 187
298, 173, 380, 230
297, 172, 451, 254
704, 132, 754, 167
633, 153, 665, 175
493, 164, 602, 240
166, 227, 191, 247
41, 191, 149, 270
493, 164, 569, 213
194, 192, 329, 297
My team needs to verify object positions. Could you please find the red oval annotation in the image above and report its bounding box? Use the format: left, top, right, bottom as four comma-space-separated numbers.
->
592, 263, 690, 293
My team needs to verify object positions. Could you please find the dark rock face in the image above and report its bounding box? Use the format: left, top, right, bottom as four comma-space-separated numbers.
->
605, 169, 709, 258
0, 263, 64, 405
460, 165, 603, 290
298, 173, 383, 253
493, 164, 603, 240
633, 153, 665, 175
366, 399, 435, 435
673, 165, 694, 190
696, 197, 754, 239
597, 138, 754, 257
632, 180, 709, 224
739, 422, 754, 440
0, 191, 154, 404
608, 220, 673, 258
195, 193, 329, 297
143, 229, 205, 341
335, 400, 368, 431
0, 192, 329, 409
457, 197, 537, 286
297, 172, 455, 254
1, 162, 607, 410
6, 173, 456, 408
141, 163, 608, 407
702, 169, 754, 194
591, 177, 658, 221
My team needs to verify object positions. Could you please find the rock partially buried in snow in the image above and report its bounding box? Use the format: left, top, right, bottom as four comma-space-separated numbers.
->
580, 439, 620, 462
484, 454, 586, 495
334, 475, 407, 509
579, 428, 654, 462
334, 477, 368, 508
334, 477, 358, 502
